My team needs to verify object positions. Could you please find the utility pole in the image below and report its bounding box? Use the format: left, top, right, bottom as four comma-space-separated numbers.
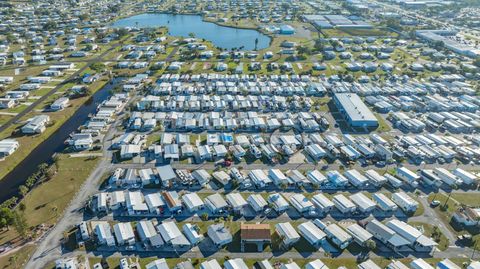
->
472, 240, 478, 259
443, 192, 452, 208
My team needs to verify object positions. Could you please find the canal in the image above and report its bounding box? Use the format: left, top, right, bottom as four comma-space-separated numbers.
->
0, 78, 123, 203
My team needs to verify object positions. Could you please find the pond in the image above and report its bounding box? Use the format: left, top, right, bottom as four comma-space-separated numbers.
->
111, 13, 271, 50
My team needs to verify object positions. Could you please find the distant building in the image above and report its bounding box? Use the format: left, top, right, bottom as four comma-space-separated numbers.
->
279, 25, 295, 35
416, 30, 480, 58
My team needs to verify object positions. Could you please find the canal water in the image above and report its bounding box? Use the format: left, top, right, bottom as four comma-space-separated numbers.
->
111, 13, 271, 50
0, 78, 122, 203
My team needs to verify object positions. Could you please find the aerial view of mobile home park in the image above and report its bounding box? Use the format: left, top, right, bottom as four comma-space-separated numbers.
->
1, 0, 480, 268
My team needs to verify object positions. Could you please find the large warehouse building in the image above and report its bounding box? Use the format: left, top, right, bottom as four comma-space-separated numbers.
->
333, 93, 379, 128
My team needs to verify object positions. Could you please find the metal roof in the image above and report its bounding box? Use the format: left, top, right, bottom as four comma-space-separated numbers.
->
334, 93, 377, 123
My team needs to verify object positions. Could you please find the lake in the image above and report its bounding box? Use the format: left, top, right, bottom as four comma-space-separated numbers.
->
111, 13, 271, 50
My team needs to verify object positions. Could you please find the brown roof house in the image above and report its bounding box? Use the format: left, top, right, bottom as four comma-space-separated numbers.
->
240, 223, 271, 252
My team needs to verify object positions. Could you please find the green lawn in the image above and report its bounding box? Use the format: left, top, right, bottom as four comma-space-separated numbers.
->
0, 154, 100, 246
84, 257, 470, 269
375, 114, 392, 133
428, 193, 480, 250
450, 193, 480, 207
146, 133, 161, 146
0, 244, 36, 269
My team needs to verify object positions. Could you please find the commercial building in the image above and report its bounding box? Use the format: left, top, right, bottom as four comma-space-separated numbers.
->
416, 30, 480, 58
333, 93, 378, 128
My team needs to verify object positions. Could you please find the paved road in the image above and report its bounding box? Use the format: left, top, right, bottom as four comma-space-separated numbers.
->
411, 195, 457, 245
165, 46, 180, 62
24, 95, 131, 269
41, 241, 479, 262
111, 161, 480, 172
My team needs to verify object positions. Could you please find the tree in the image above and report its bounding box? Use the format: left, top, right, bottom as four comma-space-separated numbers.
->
254, 38, 258, 51
433, 40, 444, 50
201, 212, 209, 221
12, 211, 28, 238
314, 39, 325, 52
297, 46, 311, 55
0, 207, 14, 231
43, 20, 57, 31
79, 14, 89, 21
385, 18, 402, 31
91, 62, 106, 72
115, 28, 129, 37
51, 205, 58, 218
473, 57, 480, 68
25, 176, 36, 188
18, 185, 28, 198
366, 239, 376, 250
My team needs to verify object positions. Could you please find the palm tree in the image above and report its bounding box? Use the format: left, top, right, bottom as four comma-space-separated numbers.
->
51, 205, 58, 218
